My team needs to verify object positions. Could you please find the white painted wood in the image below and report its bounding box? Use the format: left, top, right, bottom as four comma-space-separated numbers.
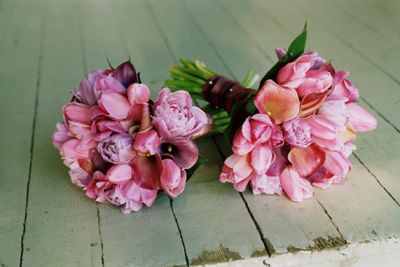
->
21, 1, 102, 266
0, 1, 42, 266
2, 0, 400, 266
80, 0, 187, 265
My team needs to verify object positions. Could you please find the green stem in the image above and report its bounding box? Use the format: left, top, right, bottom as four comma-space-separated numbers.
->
169, 67, 206, 85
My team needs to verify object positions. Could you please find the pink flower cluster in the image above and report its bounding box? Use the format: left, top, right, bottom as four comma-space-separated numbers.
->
220, 51, 377, 202
52, 61, 207, 213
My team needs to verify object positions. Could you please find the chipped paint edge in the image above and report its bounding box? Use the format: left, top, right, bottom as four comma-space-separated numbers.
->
193, 237, 400, 267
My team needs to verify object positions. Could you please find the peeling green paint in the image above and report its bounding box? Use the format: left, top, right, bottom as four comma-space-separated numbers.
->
190, 244, 243, 266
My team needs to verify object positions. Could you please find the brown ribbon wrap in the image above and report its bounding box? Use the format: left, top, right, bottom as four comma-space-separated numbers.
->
202, 76, 256, 115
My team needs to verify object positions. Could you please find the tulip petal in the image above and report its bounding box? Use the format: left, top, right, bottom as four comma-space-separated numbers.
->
127, 83, 151, 105
298, 90, 329, 118
279, 166, 313, 202
251, 145, 275, 175
94, 75, 126, 96
323, 150, 351, 177
99, 90, 130, 120
106, 164, 132, 185
255, 80, 300, 124
288, 145, 325, 177
347, 103, 377, 132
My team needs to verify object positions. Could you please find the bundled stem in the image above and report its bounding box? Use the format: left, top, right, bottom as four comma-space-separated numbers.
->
164, 58, 259, 134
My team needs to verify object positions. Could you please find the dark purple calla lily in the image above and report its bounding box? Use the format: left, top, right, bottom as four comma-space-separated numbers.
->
157, 137, 198, 169
111, 60, 138, 89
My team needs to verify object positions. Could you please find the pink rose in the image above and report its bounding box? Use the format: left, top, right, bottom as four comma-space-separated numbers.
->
152, 87, 207, 138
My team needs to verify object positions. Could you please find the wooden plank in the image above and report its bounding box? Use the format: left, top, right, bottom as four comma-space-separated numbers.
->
147, 0, 268, 264
79, 0, 188, 265
0, 0, 43, 266
21, 0, 103, 266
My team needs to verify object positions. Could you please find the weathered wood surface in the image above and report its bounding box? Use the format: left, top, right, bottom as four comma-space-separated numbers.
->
1, 0, 399, 266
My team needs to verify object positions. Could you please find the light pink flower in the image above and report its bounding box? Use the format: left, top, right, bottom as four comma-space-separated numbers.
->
127, 83, 151, 105
317, 96, 349, 132
282, 117, 313, 149
251, 173, 282, 195
62, 157, 93, 188
62, 102, 92, 139
152, 87, 207, 138
61, 131, 98, 159
255, 80, 300, 124
279, 165, 313, 202
288, 145, 325, 178
219, 153, 253, 185
160, 159, 187, 198
277, 55, 314, 88
347, 103, 377, 132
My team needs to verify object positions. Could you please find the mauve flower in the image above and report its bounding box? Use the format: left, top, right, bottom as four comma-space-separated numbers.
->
255, 80, 300, 124
152, 87, 207, 138
73, 69, 103, 106
277, 55, 314, 88
296, 70, 332, 98
52, 122, 73, 149
282, 117, 313, 149
250, 173, 282, 195
160, 159, 187, 198
346, 103, 377, 132
98, 133, 135, 164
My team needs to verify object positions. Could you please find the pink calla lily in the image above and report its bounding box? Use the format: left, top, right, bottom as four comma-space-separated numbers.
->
130, 153, 163, 190
157, 137, 198, 169
255, 80, 300, 124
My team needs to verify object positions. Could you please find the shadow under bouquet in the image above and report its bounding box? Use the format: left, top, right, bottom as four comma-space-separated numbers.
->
52, 60, 209, 213
164, 24, 377, 202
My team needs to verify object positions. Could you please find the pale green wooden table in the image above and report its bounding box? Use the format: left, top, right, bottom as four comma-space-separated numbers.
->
1, 0, 400, 266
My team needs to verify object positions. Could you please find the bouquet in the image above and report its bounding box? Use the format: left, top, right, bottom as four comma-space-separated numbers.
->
52, 60, 209, 213
164, 24, 377, 202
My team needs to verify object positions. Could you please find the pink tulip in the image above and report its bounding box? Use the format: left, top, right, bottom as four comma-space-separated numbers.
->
160, 159, 187, 198
301, 51, 327, 70
127, 83, 151, 105
347, 103, 377, 132
61, 132, 98, 159
152, 87, 207, 138
282, 117, 313, 149
323, 150, 352, 179
296, 70, 332, 98
52, 122, 73, 149
266, 146, 290, 176
232, 114, 273, 154
288, 145, 325, 177
255, 80, 300, 124
220, 153, 253, 184
133, 129, 160, 155
251, 144, 275, 174
277, 55, 314, 88
62, 157, 93, 188
106, 164, 132, 185
317, 96, 349, 132
97, 89, 131, 121
331, 71, 359, 103
91, 118, 126, 141
279, 165, 313, 202
86, 171, 114, 203
62, 102, 92, 138
94, 75, 126, 98
250, 173, 282, 195
98, 133, 135, 164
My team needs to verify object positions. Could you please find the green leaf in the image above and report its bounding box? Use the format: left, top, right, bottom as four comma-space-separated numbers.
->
106, 56, 115, 70
186, 154, 208, 181
244, 93, 257, 115
222, 101, 251, 145
287, 22, 307, 58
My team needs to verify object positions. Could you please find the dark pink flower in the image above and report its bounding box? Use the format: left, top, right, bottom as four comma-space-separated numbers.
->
277, 55, 314, 88
52, 122, 73, 149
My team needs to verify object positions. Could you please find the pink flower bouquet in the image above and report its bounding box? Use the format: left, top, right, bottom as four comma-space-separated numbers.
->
52, 60, 209, 213
164, 24, 377, 202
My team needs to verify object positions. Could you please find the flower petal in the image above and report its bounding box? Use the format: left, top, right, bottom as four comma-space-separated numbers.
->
255, 80, 300, 124
279, 165, 313, 202
99, 90, 130, 120
347, 103, 377, 132
106, 164, 132, 185
130, 153, 163, 190
288, 145, 325, 177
